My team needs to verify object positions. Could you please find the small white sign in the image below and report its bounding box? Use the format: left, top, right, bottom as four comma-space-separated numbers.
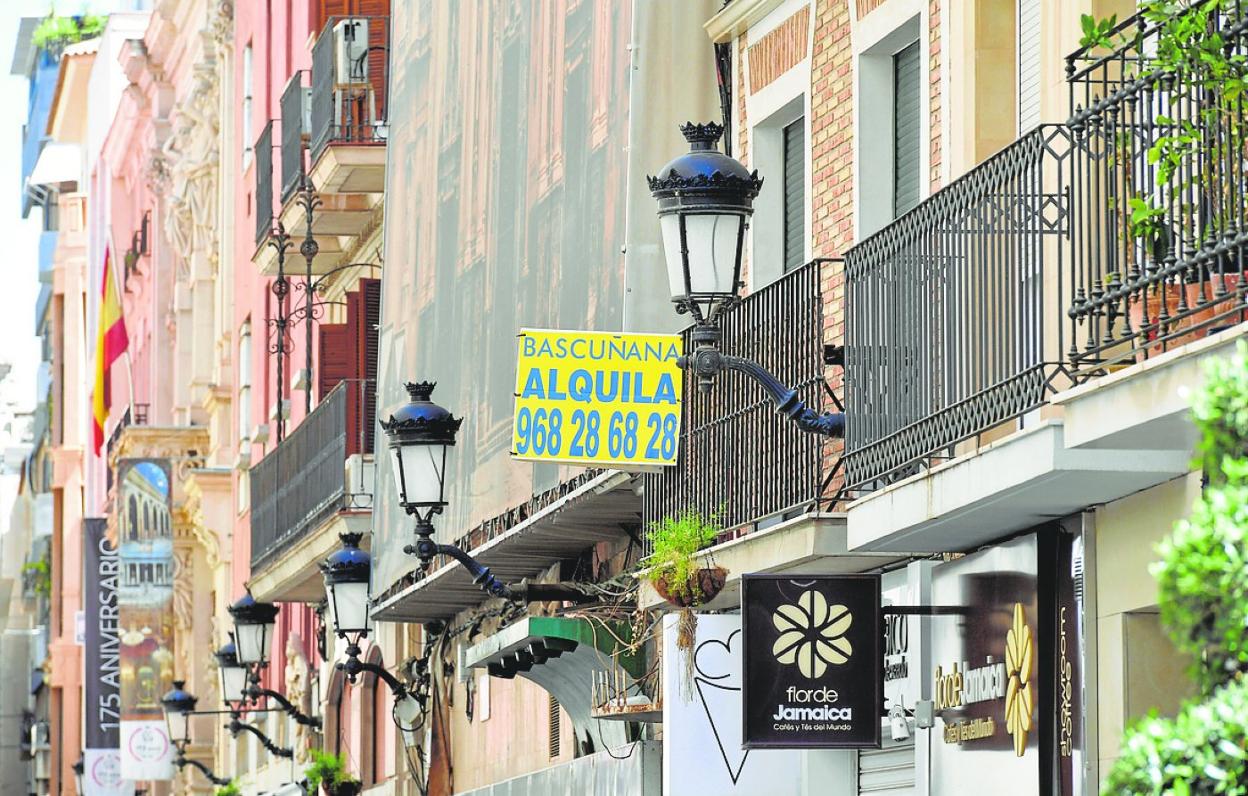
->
75, 610, 85, 645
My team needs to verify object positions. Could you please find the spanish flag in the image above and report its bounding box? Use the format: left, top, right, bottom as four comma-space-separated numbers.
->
91, 248, 129, 454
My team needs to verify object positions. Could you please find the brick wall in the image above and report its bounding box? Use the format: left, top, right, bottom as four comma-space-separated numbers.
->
809, 0, 854, 499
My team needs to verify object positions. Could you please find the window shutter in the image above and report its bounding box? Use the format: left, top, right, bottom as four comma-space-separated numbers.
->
782, 118, 806, 273
357, 278, 381, 454
318, 324, 354, 401
1018, 0, 1042, 133
892, 41, 922, 218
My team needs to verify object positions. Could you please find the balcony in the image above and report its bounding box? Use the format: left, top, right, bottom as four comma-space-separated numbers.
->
644, 259, 832, 534
248, 379, 374, 603
252, 25, 386, 277
638, 259, 902, 610
307, 16, 389, 193
255, 120, 274, 246
842, 8, 1248, 550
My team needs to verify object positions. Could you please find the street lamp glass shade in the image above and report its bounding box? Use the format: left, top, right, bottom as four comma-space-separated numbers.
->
214, 641, 249, 705
647, 122, 761, 323
228, 593, 279, 666
659, 212, 744, 303
160, 680, 197, 745
321, 532, 372, 639
390, 442, 448, 507
380, 382, 461, 510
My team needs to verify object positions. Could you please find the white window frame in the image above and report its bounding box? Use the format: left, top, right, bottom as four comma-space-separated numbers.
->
744, 0, 814, 292
852, 0, 931, 239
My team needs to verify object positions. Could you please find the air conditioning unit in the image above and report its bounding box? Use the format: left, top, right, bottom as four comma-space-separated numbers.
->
334, 18, 370, 84
344, 453, 374, 509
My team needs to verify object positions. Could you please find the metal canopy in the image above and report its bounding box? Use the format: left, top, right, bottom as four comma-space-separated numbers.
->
372, 471, 641, 623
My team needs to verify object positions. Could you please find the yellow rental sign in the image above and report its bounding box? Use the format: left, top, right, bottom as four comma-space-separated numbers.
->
512, 329, 684, 467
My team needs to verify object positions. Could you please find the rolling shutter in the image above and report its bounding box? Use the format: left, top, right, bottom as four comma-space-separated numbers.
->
783, 117, 806, 273
892, 41, 921, 218
858, 738, 916, 795
1018, 0, 1042, 133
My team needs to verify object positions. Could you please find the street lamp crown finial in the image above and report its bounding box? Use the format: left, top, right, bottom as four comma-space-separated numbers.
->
405, 381, 437, 401
679, 121, 725, 150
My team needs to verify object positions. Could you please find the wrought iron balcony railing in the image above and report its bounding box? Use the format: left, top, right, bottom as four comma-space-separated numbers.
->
644, 259, 833, 536
843, 126, 1071, 490
309, 16, 390, 166
255, 120, 275, 245
280, 71, 308, 203
250, 378, 374, 571
844, 4, 1248, 491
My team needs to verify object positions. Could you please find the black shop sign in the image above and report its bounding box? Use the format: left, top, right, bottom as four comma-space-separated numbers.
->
741, 574, 882, 749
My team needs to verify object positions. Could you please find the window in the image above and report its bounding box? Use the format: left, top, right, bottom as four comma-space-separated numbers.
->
892, 40, 922, 217
857, 16, 923, 235
238, 320, 252, 441
238, 320, 252, 513
782, 117, 806, 272
242, 43, 254, 170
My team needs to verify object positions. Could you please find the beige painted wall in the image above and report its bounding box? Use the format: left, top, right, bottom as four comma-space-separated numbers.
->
1094, 472, 1200, 782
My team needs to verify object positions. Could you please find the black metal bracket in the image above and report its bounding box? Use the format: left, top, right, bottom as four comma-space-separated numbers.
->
338, 643, 409, 695
175, 752, 231, 787
245, 685, 322, 729
681, 324, 845, 437
403, 515, 514, 599
226, 718, 293, 759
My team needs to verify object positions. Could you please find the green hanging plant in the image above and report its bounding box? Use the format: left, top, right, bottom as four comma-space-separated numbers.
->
643, 509, 722, 606
214, 783, 240, 796
304, 750, 360, 796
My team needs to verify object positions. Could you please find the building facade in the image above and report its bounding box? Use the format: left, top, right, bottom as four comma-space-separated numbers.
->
6, 0, 1240, 794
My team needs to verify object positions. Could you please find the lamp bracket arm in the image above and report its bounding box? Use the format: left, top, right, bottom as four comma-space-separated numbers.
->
228, 720, 293, 759
337, 657, 408, 697
178, 756, 231, 786
681, 347, 845, 438
249, 686, 322, 728
435, 544, 515, 600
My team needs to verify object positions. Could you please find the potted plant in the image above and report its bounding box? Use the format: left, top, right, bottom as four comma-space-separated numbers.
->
643, 510, 726, 700
215, 783, 240, 796
304, 750, 362, 796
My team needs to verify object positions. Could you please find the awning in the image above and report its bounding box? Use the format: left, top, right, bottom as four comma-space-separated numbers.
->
28, 142, 80, 188
372, 470, 641, 624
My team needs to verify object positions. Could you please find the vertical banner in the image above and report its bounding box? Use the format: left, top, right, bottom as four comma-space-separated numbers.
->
741, 574, 882, 749
115, 460, 175, 781
83, 519, 133, 796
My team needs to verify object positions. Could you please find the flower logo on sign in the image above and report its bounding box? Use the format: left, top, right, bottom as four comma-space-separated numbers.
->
772, 589, 853, 679
1004, 602, 1035, 757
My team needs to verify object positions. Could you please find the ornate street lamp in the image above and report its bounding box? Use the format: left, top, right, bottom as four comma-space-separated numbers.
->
159, 681, 233, 785
380, 383, 510, 598
648, 121, 761, 325
319, 533, 430, 743
649, 122, 844, 436
228, 593, 278, 666
214, 641, 249, 706
321, 531, 373, 644
160, 680, 196, 747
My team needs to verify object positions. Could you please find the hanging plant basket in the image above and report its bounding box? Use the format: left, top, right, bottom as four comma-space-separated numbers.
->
653, 566, 728, 608
325, 782, 363, 796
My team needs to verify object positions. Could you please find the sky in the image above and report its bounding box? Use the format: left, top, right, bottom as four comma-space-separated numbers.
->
0, 2, 135, 429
